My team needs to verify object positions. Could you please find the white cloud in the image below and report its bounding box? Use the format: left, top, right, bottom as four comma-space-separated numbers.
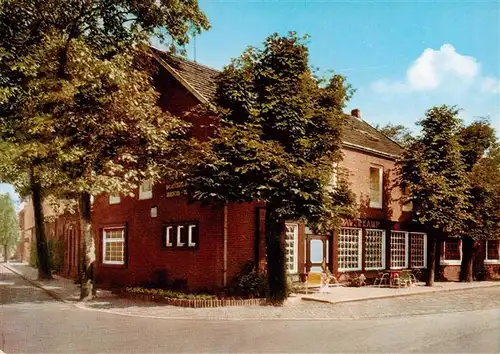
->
372, 44, 484, 93
480, 77, 500, 94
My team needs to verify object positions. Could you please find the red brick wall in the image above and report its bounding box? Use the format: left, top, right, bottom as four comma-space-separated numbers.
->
340, 147, 409, 222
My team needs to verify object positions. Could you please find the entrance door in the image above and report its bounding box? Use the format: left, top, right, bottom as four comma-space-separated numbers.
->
305, 234, 330, 273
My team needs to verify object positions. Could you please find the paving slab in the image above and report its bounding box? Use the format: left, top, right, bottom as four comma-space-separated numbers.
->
301, 281, 500, 304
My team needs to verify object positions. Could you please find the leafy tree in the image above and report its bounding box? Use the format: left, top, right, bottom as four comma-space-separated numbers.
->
397, 105, 470, 286
376, 123, 413, 147
186, 33, 356, 303
458, 121, 498, 281
0, 0, 209, 295
0, 193, 18, 262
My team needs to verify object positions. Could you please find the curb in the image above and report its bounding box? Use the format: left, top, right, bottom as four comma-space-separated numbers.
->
301, 283, 500, 305
1, 263, 70, 304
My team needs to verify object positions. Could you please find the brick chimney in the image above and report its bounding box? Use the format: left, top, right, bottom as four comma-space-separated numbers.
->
351, 109, 361, 119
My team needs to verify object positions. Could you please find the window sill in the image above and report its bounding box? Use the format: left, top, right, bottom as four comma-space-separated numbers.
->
369, 204, 382, 209
138, 195, 153, 200
100, 263, 127, 269
484, 260, 500, 264
338, 268, 362, 272
440, 260, 461, 266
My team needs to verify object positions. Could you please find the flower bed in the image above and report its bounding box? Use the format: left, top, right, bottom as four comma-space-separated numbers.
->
123, 287, 266, 308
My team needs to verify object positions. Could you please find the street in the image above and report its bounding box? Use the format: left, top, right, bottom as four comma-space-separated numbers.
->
1, 265, 499, 353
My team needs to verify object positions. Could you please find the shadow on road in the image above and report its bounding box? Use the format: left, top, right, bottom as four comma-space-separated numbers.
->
0, 270, 57, 305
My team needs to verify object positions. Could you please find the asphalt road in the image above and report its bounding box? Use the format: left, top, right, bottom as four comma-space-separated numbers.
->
1, 266, 499, 353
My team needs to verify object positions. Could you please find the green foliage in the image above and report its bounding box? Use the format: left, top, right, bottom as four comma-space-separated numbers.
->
28, 237, 64, 272
376, 123, 414, 148
187, 32, 355, 233
397, 105, 470, 234
227, 261, 267, 298
0, 193, 19, 256
459, 119, 496, 171
126, 287, 216, 300
465, 142, 500, 241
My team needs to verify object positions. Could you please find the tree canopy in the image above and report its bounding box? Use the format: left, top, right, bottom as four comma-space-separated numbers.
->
0, 0, 209, 287
186, 33, 356, 302
376, 123, 413, 148
0, 193, 19, 262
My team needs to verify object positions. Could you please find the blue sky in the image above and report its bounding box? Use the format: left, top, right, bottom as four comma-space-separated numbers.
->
180, 0, 500, 136
3, 0, 499, 205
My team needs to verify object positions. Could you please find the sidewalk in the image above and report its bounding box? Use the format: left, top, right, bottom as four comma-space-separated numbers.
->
3, 262, 500, 321
302, 281, 500, 304
1, 262, 112, 303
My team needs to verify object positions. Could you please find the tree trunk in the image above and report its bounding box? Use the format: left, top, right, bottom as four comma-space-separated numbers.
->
3, 244, 7, 262
78, 192, 96, 301
31, 174, 52, 280
426, 231, 436, 286
264, 207, 287, 304
460, 236, 475, 282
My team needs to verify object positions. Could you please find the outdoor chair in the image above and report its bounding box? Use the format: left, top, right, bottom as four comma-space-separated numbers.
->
374, 271, 390, 287
319, 259, 343, 292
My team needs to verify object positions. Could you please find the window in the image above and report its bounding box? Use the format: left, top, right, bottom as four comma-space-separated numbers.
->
441, 239, 461, 265
139, 180, 153, 200
103, 227, 125, 265
485, 240, 499, 263
109, 195, 120, 204
163, 222, 199, 249
285, 223, 299, 274
369, 166, 383, 208
410, 233, 427, 268
390, 231, 408, 269
338, 228, 362, 271
365, 229, 386, 270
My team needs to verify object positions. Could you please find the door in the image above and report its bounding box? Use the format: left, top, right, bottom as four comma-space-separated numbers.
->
305, 234, 330, 273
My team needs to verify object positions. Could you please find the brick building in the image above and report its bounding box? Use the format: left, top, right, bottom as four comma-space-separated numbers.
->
16, 48, 499, 288
90, 49, 432, 291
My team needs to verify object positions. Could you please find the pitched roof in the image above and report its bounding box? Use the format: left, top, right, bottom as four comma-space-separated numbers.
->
151, 47, 219, 103
151, 48, 402, 158
342, 115, 403, 158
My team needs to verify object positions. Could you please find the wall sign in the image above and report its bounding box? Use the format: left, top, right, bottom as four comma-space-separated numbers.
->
341, 218, 381, 229
165, 182, 183, 198
162, 221, 199, 249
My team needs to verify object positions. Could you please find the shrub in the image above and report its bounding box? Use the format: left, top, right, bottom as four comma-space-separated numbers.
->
227, 261, 266, 298
126, 287, 216, 300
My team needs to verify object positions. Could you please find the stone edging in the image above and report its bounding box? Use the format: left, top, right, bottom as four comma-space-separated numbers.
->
121, 292, 267, 308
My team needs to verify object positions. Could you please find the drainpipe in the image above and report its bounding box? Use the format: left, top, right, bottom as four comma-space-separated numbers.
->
223, 205, 228, 287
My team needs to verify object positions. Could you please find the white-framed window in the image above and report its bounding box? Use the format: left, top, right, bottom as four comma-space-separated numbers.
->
285, 223, 299, 274
369, 166, 383, 209
338, 228, 362, 271
410, 232, 427, 268
390, 231, 408, 269
109, 195, 120, 204
365, 229, 386, 270
103, 227, 125, 265
441, 239, 462, 265
139, 180, 153, 200
485, 240, 499, 263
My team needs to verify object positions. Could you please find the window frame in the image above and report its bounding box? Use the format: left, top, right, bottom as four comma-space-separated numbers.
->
139, 180, 153, 200
485, 240, 500, 264
369, 165, 383, 209
102, 227, 126, 265
109, 195, 120, 205
365, 229, 386, 270
410, 232, 427, 269
390, 231, 409, 269
285, 223, 299, 274
440, 239, 462, 265
338, 227, 362, 271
